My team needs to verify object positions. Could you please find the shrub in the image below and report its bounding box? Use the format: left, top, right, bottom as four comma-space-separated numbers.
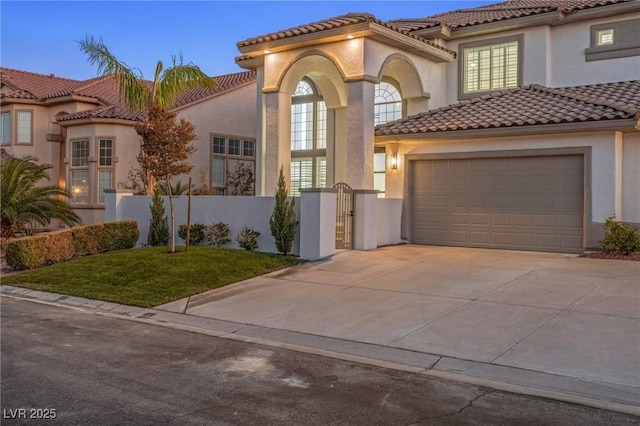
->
600, 216, 640, 255
270, 166, 297, 255
5, 221, 139, 270
206, 222, 231, 247
237, 226, 260, 251
178, 223, 206, 246
148, 188, 169, 246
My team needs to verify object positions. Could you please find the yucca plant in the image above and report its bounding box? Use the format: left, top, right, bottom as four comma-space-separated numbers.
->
1, 155, 81, 238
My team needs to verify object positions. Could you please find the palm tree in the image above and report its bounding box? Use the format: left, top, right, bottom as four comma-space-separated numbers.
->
1, 155, 81, 238
78, 35, 216, 111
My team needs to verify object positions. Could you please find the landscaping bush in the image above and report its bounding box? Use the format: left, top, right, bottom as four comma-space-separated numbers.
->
600, 216, 640, 255
5, 221, 139, 270
178, 223, 207, 246
206, 222, 231, 247
237, 226, 260, 251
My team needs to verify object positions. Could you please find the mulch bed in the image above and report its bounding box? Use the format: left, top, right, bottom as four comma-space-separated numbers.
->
580, 252, 640, 261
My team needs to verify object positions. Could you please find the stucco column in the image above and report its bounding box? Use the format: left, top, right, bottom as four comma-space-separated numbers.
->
299, 188, 337, 260
261, 91, 292, 195
353, 189, 378, 250
104, 189, 134, 222
345, 80, 375, 189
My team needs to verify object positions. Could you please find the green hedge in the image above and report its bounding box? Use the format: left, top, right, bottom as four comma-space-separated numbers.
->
5, 221, 139, 270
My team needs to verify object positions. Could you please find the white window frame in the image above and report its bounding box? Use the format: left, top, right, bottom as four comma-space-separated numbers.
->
374, 80, 402, 126
97, 138, 114, 204
211, 133, 256, 194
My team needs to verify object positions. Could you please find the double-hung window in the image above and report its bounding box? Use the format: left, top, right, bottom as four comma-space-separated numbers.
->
70, 139, 90, 204
16, 110, 33, 144
97, 139, 114, 204
290, 79, 327, 196
211, 134, 256, 193
460, 36, 522, 98
1, 112, 10, 145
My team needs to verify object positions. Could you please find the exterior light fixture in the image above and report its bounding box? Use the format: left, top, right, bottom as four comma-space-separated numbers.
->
390, 153, 398, 170
347, 34, 355, 39
264, 50, 271, 54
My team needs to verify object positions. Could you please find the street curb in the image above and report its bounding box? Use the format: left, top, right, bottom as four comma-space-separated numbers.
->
2, 285, 639, 417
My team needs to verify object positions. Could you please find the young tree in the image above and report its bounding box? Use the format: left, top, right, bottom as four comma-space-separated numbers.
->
1, 155, 81, 238
147, 185, 169, 247
135, 105, 197, 252
269, 166, 297, 255
78, 35, 215, 194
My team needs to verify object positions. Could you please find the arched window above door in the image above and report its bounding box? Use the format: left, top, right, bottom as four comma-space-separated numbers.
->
374, 81, 402, 126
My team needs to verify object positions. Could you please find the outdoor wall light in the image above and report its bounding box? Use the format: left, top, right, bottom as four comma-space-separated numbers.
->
347, 34, 355, 39
390, 153, 398, 170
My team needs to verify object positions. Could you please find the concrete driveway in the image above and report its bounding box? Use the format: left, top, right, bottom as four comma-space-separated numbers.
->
157, 245, 640, 408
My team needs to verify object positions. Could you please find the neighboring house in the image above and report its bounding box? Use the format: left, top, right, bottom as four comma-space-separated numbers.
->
0, 68, 257, 224
235, 0, 640, 253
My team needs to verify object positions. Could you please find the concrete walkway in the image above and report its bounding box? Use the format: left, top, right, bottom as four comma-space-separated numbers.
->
3, 245, 639, 414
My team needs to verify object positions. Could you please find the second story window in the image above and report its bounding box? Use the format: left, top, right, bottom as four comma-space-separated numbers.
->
460, 36, 522, 98
374, 81, 402, 126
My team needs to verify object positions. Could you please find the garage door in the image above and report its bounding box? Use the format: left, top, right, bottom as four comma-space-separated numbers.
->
411, 155, 584, 253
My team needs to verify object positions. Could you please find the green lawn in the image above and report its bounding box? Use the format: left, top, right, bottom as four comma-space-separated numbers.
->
2, 247, 304, 308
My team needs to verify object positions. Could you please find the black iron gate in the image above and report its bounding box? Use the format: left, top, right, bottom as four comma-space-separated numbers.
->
333, 182, 353, 250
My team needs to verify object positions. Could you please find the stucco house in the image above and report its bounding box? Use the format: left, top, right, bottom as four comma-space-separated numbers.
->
2, 0, 639, 255
0, 68, 257, 224
235, 0, 640, 253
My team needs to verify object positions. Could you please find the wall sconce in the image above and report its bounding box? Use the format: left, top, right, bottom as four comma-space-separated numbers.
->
390, 153, 398, 170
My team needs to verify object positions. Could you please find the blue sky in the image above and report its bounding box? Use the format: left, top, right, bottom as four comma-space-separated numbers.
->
1, 1, 494, 80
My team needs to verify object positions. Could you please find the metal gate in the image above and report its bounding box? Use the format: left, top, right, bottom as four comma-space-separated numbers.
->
333, 182, 354, 250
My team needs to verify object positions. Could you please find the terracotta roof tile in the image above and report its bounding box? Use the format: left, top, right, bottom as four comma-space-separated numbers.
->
0, 67, 80, 100
389, 0, 630, 31
1, 67, 256, 123
237, 13, 455, 57
173, 70, 256, 108
375, 80, 640, 136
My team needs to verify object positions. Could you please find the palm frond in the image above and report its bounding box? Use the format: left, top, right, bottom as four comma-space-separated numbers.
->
155, 55, 216, 108
78, 35, 149, 111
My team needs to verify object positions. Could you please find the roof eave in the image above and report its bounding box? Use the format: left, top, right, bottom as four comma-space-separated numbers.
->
172, 79, 257, 112
375, 119, 639, 142
237, 21, 454, 64
43, 95, 102, 106
58, 117, 139, 127
0, 97, 43, 106
413, 2, 640, 40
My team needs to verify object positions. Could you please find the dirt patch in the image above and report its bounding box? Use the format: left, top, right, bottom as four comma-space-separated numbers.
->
580, 252, 640, 261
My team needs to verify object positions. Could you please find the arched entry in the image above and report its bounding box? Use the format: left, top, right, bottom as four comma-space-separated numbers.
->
333, 182, 353, 249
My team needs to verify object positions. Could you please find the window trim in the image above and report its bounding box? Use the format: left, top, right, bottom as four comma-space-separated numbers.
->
96, 137, 115, 204
458, 34, 524, 101
586, 19, 640, 62
1, 111, 10, 145
374, 77, 403, 126
15, 109, 34, 145
210, 133, 256, 193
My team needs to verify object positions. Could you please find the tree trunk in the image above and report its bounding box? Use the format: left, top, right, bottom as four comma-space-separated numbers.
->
167, 177, 175, 253
186, 177, 192, 251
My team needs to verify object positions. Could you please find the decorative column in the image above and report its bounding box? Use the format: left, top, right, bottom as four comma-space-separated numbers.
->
345, 80, 375, 189
299, 188, 337, 260
352, 189, 379, 250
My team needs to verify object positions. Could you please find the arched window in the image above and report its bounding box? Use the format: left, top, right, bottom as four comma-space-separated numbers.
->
290, 78, 327, 196
374, 81, 402, 126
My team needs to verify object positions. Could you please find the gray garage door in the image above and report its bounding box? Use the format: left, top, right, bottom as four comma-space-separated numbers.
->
411, 155, 584, 253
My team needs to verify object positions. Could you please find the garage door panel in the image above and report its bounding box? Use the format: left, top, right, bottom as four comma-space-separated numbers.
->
411, 155, 584, 253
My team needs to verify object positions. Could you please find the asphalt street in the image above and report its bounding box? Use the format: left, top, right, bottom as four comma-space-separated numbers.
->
1, 296, 638, 425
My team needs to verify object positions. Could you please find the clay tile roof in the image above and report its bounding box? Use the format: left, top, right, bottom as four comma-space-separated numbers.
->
0, 67, 80, 100
237, 13, 455, 56
375, 80, 640, 136
173, 70, 257, 108
389, 0, 630, 31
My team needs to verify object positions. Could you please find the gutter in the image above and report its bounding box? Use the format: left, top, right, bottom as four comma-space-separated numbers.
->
374, 119, 639, 143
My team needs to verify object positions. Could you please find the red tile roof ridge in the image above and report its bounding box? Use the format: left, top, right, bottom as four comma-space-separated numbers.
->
0, 66, 80, 84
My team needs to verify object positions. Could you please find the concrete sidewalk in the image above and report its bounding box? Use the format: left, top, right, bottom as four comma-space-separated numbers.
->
2, 245, 639, 415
